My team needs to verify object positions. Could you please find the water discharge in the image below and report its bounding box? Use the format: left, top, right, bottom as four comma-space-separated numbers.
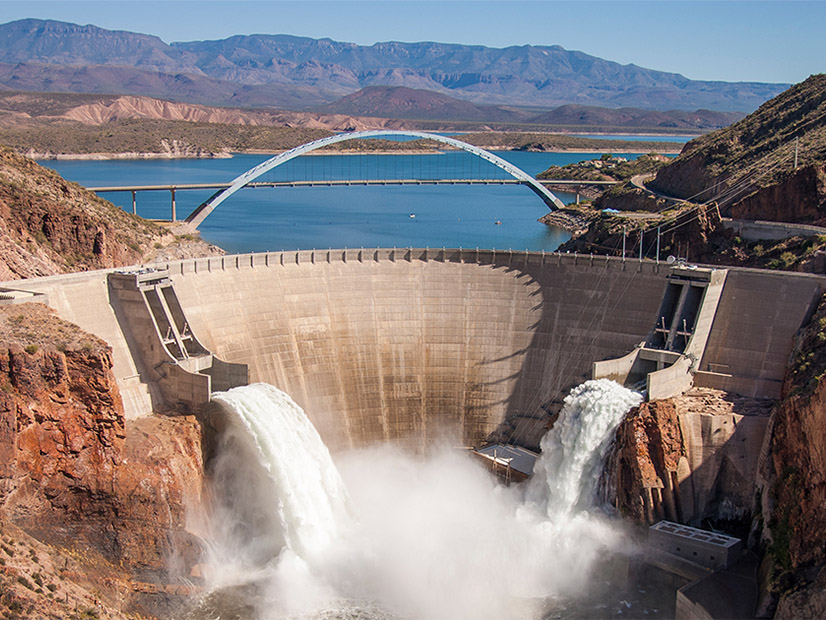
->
198, 379, 643, 619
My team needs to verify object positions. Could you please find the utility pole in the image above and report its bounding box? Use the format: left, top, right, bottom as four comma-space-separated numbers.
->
639, 226, 644, 263
795, 136, 799, 170
656, 226, 661, 263
622, 226, 626, 260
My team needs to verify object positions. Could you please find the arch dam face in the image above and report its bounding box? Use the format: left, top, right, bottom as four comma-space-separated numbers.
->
184, 130, 566, 228
5, 250, 824, 453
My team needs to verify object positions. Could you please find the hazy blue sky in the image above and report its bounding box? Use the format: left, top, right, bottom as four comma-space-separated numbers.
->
2, 1, 823, 84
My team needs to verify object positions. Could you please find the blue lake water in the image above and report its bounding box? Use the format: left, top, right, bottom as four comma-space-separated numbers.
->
42, 150, 645, 254
571, 134, 695, 143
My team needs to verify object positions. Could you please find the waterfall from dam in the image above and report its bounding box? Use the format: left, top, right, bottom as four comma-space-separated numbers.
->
200, 379, 643, 620
529, 380, 644, 516
211, 383, 350, 562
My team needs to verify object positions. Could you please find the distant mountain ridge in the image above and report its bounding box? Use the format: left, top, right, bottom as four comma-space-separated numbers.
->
0, 19, 788, 113
323, 86, 743, 129
0, 87, 743, 133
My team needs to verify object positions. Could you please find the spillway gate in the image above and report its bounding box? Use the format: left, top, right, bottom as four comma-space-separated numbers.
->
593, 265, 727, 400
108, 269, 248, 412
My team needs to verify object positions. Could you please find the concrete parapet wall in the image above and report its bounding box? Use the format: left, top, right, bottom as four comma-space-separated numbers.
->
593, 347, 642, 383
722, 218, 826, 241
648, 356, 694, 401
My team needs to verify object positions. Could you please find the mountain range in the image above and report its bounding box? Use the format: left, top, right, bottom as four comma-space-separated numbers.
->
0, 19, 788, 114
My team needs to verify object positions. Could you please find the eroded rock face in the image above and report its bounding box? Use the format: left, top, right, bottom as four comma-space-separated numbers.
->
602, 388, 772, 535
602, 399, 684, 523
762, 293, 826, 580
648, 74, 826, 222
0, 146, 222, 280
775, 566, 826, 620
0, 303, 204, 615
0, 345, 124, 535
729, 163, 826, 225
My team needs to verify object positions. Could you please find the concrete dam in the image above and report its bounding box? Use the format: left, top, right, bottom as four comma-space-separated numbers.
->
3, 248, 824, 455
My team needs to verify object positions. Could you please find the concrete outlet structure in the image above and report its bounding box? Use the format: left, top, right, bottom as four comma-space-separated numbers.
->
2, 249, 824, 453
649, 520, 742, 570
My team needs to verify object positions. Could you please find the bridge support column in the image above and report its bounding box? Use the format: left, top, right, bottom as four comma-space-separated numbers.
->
131, 190, 136, 215
171, 188, 176, 222
576, 192, 581, 205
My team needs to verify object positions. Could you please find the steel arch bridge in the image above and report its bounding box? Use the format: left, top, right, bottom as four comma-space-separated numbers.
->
184, 130, 566, 228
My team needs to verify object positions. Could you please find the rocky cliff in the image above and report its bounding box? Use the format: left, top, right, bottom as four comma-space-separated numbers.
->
556, 77, 826, 273
0, 146, 221, 280
602, 388, 772, 537
754, 293, 826, 616
649, 74, 826, 223
0, 303, 205, 618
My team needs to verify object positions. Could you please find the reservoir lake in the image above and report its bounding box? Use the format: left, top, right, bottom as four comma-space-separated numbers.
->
42, 150, 650, 254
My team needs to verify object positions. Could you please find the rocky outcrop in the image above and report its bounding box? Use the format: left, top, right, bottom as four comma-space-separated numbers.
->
728, 163, 826, 225
602, 388, 772, 536
594, 182, 670, 212
0, 303, 205, 617
775, 566, 826, 619
559, 201, 728, 263
649, 74, 826, 221
752, 294, 826, 608
561, 77, 826, 272
742, 294, 826, 615
602, 399, 684, 523
0, 146, 221, 280
768, 379, 826, 570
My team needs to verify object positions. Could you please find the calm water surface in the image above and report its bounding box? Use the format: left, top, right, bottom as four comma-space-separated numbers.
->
42, 150, 645, 254
571, 134, 695, 143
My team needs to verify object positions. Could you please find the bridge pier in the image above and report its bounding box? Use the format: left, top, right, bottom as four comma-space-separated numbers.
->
131, 190, 136, 215
171, 188, 176, 222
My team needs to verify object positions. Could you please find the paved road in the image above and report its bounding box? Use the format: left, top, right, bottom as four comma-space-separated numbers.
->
630, 173, 685, 204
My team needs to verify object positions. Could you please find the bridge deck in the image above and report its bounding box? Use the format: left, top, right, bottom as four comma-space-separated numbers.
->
88, 178, 617, 192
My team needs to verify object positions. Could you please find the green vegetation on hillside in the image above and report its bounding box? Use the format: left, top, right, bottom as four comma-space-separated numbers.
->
537, 153, 671, 182
651, 73, 826, 203
552, 76, 826, 274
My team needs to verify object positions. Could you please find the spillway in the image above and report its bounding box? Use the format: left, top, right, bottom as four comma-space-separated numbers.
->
199, 379, 643, 620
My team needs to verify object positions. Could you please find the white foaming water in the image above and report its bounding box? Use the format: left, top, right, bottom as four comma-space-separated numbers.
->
201, 379, 642, 620
211, 383, 350, 562
529, 379, 644, 516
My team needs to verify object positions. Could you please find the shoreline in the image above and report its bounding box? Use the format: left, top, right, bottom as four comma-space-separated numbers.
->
30, 144, 682, 161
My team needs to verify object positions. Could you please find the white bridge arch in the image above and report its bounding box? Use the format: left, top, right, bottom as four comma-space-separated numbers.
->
185, 130, 565, 228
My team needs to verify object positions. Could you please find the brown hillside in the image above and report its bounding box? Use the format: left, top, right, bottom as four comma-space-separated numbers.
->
0, 91, 390, 131
0, 146, 220, 280
650, 74, 826, 224
323, 86, 527, 122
